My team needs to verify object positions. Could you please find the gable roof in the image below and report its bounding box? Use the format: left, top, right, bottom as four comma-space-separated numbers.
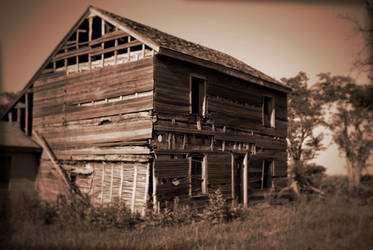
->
93, 6, 290, 92
1, 6, 290, 120
0, 122, 41, 152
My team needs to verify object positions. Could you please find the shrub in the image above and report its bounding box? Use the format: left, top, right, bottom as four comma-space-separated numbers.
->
201, 189, 235, 224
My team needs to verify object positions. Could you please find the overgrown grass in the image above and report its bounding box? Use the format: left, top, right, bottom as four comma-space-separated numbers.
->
2, 176, 373, 249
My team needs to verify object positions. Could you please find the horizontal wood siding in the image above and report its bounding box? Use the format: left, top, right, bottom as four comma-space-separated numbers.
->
154, 156, 189, 201
153, 56, 288, 202
154, 56, 287, 138
207, 153, 231, 196
32, 58, 154, 161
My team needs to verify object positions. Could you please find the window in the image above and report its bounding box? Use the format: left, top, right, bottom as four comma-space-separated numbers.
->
262, 96, 275, 128
189, 155, 207, 196
261, 159, 273, 189
190, 75, 206, 116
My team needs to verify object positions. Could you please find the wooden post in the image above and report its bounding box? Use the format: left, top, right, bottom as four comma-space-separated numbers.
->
25, 93, 29, 135
261, 160, 265, 190
100, 163, 105, 205
88, 16, 93, 70
16, 107, 21, 129
231, 153, 235, 200
118, 165, 123, 203
188, 156, 192, 196
152, 160, 159, 213
202, 155, 208, 194
109, 164, 114, 202
243, 151, 248, 207
131, 165, 137, 212
143, 163, 150, 216
8, 111, 12, 122
101, 18, 105, 67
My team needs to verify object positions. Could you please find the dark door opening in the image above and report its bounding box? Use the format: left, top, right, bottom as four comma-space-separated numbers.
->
233, 154, 244, 203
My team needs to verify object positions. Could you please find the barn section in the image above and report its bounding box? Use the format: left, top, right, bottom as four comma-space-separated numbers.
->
152, 55, 288, 207
0, 122, 41, 206
1, 6, 290, 212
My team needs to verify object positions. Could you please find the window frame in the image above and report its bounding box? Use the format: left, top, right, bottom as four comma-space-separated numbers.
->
188, 154, 208, 196
189, 74, 207, 117
262, 95, 276, 128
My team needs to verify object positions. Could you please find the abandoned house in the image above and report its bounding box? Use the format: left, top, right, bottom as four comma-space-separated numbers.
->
0, 6, 290, 214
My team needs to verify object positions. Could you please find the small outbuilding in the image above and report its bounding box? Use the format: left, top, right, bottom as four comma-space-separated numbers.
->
0, 122, 41, 205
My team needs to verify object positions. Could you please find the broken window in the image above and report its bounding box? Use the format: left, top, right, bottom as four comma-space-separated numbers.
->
262, 96, 275, 128
190, 155, 206, 196
190, 76, 206, 116
261, 159, 273, 189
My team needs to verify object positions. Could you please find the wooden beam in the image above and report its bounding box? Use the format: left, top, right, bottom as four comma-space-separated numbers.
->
231, 153, 235, 200
109, 164, 114, 202
152, 160, 159, 213
16, 107, 21, 129
32, 131, 71, 193
131, 164, 137, 212
100, 163, 105, 205
202, 155, 208, 194
88, 16, 92, 70
25, 93, 29, 135
243, 151, 248, 207
101, 18, 105, 67
142, 163, 150, 216
8, 111, 12, 122
118, 165, 123, 203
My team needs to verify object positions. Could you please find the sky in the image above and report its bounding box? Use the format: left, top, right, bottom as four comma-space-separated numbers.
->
0, 0, 370, 175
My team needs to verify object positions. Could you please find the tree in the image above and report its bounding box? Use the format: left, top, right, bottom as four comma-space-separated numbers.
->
314, 73, 373, 189
0, 92, 18, 115
281, 72, 325, 194
282, 72, 325, 169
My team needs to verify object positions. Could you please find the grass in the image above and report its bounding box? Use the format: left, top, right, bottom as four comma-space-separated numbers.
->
2, 177, 373, 249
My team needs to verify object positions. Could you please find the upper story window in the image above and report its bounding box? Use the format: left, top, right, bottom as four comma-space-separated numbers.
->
190, 75, 206, 116
262, 96, 275, 128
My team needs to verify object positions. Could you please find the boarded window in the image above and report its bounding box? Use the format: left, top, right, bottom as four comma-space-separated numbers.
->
262, 96, 275, 128
261, 159, 273, 189
190, 156, 205, 196
190, 76, 206, 116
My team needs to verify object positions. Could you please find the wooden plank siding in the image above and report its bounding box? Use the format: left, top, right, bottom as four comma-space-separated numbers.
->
32, 57, 154, 210
152, 55, 288, 203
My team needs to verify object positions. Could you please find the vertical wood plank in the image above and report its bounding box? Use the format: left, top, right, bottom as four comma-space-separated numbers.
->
152, 160, 158, 213
17, 107, 21, 129
131, 165, 137, 212
202, 155, 208, 194
25, 93, 29, 135
8, 112, 12, 122
101, 18, 105, 67
109, 164, 114, 203
188, 156, 192, 196
88, 16, 92, 70
118, 165, 123, 203
100, 163, 105, 205
231, 153, 235, 199
142, 163, 150, 216
261, 160, 265, 190
243, 152, 248, 207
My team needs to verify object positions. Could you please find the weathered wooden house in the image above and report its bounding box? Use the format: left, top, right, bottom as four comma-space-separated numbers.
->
1, 6, 290, 213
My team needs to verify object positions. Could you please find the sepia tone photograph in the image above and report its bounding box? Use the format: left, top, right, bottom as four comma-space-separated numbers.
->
0, 0, 372, 249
